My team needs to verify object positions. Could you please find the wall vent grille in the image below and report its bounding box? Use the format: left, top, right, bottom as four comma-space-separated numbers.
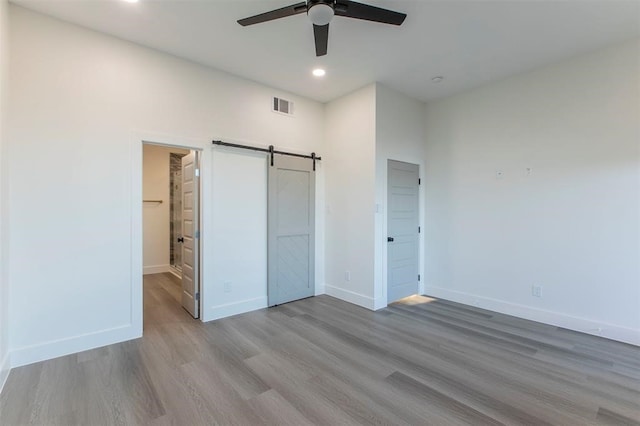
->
273, 97, 294, 115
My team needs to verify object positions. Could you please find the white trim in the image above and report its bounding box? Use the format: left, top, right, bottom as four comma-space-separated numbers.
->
373, 297, 387, 311
425, 285, 640, 346
205, 297, 268, 321
314, 283, 326, 296
325, 284, 376, 310
131, 135, 143, 338
10, 324, 138, 368
143, 264, 171, 275
133, 131, 210, 329
168, 266, 182, 279
0, 352, 10, 394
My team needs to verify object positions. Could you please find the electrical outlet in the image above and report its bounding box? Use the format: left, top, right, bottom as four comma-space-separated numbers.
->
531, 285, 541, 297
345, 271, 351, 282
224, 281, 232, 293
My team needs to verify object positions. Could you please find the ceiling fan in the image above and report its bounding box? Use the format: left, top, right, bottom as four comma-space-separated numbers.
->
238, 0, 407, 57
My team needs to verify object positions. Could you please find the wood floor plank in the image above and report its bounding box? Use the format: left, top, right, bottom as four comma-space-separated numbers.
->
2, 274, 639, 425
596, 407, 640, 426
385, 371, 504, 426
247, 389, 315, 426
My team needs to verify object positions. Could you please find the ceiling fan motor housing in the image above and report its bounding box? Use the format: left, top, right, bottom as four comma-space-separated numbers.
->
307, 0, 335, 26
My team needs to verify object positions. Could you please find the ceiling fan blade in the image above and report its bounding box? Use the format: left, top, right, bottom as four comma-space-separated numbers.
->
313, 24, 329, 56
335, 0, 406, 25
238, 2, 307, 26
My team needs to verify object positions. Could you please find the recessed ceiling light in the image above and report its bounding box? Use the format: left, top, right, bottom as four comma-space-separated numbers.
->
432, 76, 444, 83
312, 68, 326, 77
122, 0, 139, 3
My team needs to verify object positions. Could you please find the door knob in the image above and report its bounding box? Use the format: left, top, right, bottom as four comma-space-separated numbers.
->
177, 237, 184, 243
387, 237, 394, 242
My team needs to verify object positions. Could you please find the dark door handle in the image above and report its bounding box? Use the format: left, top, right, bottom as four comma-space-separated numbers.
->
387, 237, 394, 242
177, 237, 184, 243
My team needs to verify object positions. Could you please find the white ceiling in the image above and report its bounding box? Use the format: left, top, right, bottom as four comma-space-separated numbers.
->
11, 0, 640, 103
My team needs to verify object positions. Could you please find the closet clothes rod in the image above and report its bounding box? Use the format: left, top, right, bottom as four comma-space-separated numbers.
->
212, 140, 322, 170
143, 200, 163, 203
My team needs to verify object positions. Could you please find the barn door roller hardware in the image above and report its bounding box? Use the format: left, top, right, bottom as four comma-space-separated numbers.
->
212, 140, 322, 171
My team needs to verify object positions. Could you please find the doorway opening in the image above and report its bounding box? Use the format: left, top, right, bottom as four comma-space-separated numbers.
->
142, 143, 201, 322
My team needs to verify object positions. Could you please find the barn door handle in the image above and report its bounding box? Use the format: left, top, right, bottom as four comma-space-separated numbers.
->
177, 237, 184, 243
387, 237, 394, 242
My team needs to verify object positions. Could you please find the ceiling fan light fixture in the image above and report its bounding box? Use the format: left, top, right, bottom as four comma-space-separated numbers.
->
308, 4, 334, 26
238, 1, 407, 56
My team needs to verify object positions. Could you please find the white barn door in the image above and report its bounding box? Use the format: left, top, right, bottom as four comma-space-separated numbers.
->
268, 155, 315, 306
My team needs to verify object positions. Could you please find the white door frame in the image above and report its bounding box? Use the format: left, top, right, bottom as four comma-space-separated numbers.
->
131, 132, 209, 336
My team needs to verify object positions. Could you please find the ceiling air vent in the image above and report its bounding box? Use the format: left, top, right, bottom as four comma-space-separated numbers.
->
273, 97, 294, 116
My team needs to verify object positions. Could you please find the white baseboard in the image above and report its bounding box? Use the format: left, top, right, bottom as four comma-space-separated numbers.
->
143, 264, 170, 275
314, 283, 326, 296
425, 285, 640, 346
10, 324, 140, 368
325, 285, 375, 310
373, 297, 388, 311
204, 297, 268, 322
0, 352, 10, 395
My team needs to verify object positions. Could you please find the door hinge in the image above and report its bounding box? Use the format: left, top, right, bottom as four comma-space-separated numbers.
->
195, 230, 200, 239
418, 226, 421, 233
418, 274, 421, 282
195, 168, 200, 177
418, 178, 421, 185
195, 292, 200, 301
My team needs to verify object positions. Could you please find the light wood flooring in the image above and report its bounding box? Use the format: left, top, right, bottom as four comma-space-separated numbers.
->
1, 273, 639, 425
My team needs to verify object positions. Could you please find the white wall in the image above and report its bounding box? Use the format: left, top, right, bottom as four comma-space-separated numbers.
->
210, 149, 268, 318
0, 0, 9, 391
142, 144, 188, 274
324, 83, 427, 311
374, 84, 426, 308
7, 6, 325, 367
324, 85, 377, 308
424, 39, 640, 345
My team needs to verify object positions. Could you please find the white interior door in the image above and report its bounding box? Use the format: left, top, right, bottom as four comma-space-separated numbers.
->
387, 160, 419, 303
181, 151, 199, 318
268, 154, 315, 306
